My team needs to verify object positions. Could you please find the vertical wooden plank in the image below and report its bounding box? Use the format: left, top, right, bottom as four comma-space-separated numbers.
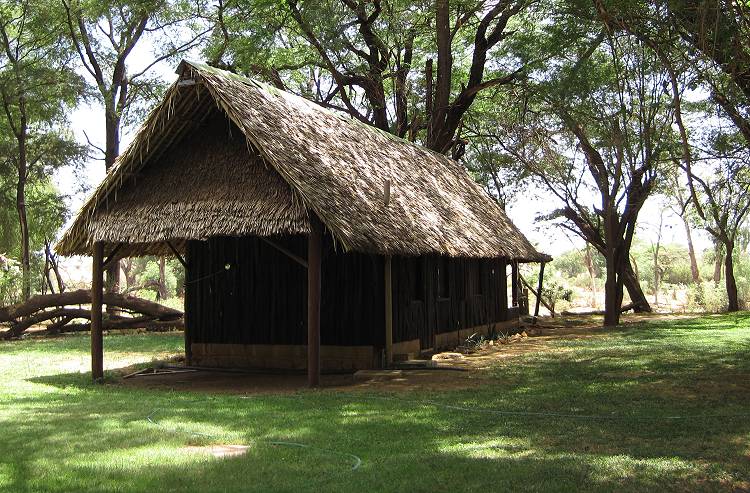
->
308, 216, 323, 387
535, 262, 546, 317
511, 261, 519, 307
384, 255, 393, 366
183, 242, 191, 364
91, 241, 104, 382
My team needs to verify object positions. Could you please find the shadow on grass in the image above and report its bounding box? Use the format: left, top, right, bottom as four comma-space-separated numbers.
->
3, 316, 750, 492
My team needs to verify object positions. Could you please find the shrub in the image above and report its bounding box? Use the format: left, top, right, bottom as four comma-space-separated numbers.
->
687, 281, 729, 313
137, 260, 177, 299
0, 255, 22, 306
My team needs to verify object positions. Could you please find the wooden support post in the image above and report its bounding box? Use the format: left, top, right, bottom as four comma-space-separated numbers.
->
91, 242, 104, 381
511, 261, 519, 307
534, 262, 546, 317
384, 255, 393, 366
307, 216, 322, 387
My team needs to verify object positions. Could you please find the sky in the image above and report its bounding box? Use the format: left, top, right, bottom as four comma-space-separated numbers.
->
56, 42, 715, 260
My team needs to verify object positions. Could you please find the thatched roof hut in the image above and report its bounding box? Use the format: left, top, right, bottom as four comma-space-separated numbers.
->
57, 60, 548, 263
60, 60, 551, 384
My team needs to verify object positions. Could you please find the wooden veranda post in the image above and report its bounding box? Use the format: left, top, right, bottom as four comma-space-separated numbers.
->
511, 261, 519, 307
534, 262, 546, 317
91, 242, 104, 381
307, 216, 323, 387
384, 256, 393, 366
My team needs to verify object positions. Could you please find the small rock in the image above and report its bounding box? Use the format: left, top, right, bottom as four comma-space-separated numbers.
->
432, 352, 465, 361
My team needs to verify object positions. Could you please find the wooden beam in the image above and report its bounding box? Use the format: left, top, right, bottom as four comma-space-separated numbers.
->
535, 262, 546, 317
520, 274, 555, 316
261, 237, 308, 268
384, 255, 393, 366
307, 216, 323, 387
101, 242, 124, 270
91, 242, 104, 381
166, 240, 187, 268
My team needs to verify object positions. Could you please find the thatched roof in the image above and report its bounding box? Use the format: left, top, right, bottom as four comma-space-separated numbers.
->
57, 60, 549, 262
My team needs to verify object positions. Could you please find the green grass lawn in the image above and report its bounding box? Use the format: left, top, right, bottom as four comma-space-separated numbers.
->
1, 314, 749, 492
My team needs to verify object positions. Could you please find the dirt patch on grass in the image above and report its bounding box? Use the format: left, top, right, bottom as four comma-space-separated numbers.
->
182, 444, 250, 458
118, 314, 700, 395
120, 367, 484, 394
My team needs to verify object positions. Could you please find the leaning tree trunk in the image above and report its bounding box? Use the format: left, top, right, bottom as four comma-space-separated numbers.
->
682, 215, 701, 283
622, 262, 651, 312
725, 243, 740, 312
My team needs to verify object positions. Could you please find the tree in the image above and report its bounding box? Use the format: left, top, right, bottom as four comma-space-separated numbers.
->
61, 0, 211, 294
207, 0, 532, 155
490, 0, 678, 325
661, 0, 750, 145
0, 0, 84, 300
667, 176, 701, 283
686, 142, 750, 311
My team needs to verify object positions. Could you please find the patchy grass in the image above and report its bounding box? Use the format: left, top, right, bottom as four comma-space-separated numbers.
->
1, 314, 749, 492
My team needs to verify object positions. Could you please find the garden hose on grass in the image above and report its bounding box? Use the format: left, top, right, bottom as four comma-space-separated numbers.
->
145, 409, 362, 471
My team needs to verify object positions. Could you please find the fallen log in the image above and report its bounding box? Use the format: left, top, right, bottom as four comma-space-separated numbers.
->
560, 302, 643, 317
0, 289, 182, 323
56, 319, 184, 334
0, 289, 183, 339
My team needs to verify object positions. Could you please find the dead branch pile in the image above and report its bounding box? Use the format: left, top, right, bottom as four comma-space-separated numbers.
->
0, 289, 183, 340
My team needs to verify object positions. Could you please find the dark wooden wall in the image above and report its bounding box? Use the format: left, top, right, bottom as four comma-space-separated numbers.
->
185, 236, 509, 351
392, 256, 508, 349
185, 235, 384, 347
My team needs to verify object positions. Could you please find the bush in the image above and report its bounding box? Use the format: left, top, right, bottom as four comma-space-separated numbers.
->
0, 255, 22, 306
687, 282, 728, 313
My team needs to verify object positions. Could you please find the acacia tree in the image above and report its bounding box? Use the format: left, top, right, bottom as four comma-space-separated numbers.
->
593, 0, 750, 310
207, 0, 532, 155
666, 176, 701, 283
484, 0, 678, 324
61, 0, 211, 294
686, 135, 750, 311
0, 0, 84, 300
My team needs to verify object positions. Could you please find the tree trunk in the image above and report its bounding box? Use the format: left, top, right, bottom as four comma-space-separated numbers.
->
157, 257, 168, 301
682, 214, 701, 283
713, 242, 723, 284
104, 108, 121, 305
603, 211, 621, 326
14, 118, 31, 302
725, 242, 739, 312
16, 157, 30, 301
604, 250, 620, 326
622, 262, 651, 312
122, 258, 137, 290
428, 0, 452, 150
584, 243, 597, 307
653, 248, 660, 306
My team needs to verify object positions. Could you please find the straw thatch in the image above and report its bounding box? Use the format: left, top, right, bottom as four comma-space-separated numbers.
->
57, 60, 549, 262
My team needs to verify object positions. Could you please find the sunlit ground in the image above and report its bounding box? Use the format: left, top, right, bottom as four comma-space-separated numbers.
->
1, 314, 749, 492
